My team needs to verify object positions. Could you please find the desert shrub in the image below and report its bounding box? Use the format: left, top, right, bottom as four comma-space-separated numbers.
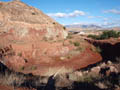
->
73, 42, 80, 47
32, 12, 36, 15
69, 40, 73, 44
67, 35, 73, 39
83, 75, 93, 83
88, 30, 120, 40
100, 30, 120, 39
67, 34, 73, 39
88, 35, 100, 40
17, 52, 22, 57
20, 66, 25, 70
31, 66, 37, 70
53, 22, 56, 24
63, 26, 66, 30
42, 37, 48, 41
67, 56, 71, 59
76, 47, 85, 52
91, 46, 102, 53
96, 46, 102, 53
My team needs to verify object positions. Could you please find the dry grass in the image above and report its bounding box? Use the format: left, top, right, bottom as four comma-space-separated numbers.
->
0, 71, 26, 87
44, 67, 73, 76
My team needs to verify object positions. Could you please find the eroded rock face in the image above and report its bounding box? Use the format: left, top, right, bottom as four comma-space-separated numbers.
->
0, 1, 102, 76
85, 38, 120, 61
85, 38, 120, 45
0, 1, 68, 40
0, 35, 102, 76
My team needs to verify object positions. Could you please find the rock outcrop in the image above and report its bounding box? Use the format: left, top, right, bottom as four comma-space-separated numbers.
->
0, 1, 102, 76
0, 1, 68, 40
85, 38, 120, 62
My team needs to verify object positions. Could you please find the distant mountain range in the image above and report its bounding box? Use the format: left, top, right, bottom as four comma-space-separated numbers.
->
66, 24, 101, 29
66, 24, 120, 31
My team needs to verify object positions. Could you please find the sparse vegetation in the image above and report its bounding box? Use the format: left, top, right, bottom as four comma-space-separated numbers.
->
69, 40, 73, 44
32, 12, 36, 15
78, 75, 94, 83
31, 66, 37, 70
17, 52, 22, 57
76, 47, 85, 52
73, 41, 80, 47
42, 37, 48, 41
63, 26, 66, 30
53, 22, 56, 24
0, 71, 26, 87
0, 1, 120, 90
67, 34, 73, 39
67, 56, 71, 59
91, 46, 102, 53
20, 66, 25, 70
96, 46, 102, 53
88, 30, 120, 40
88, 34, 100, 40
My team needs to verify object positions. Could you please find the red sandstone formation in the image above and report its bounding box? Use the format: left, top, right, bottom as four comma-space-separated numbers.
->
0, 1, 102, 76
0, 1, 68, 40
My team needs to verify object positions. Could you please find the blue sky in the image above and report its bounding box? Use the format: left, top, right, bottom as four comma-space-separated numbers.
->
1, 0, 120, 27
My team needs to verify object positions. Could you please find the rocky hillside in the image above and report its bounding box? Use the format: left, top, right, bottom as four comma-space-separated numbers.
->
0, 0, 68, 40
0, 0, 101, 76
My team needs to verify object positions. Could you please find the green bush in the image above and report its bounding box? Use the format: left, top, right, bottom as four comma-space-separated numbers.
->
100, 30, 120, 39
88, 30, 120, 40
88, 35, 100, 40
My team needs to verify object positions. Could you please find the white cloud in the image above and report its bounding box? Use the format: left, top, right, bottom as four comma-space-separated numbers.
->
96, 16, 103, 18
103, 22, 109, 25
87, 16, 105, 19
103, 18, 109, 21
48, 13, 67, 18
102, 20, 120, 27
104, 9, 120, 15
87, 16, 95, 19
47, 10, 86, 18
71, 22, 101, 26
